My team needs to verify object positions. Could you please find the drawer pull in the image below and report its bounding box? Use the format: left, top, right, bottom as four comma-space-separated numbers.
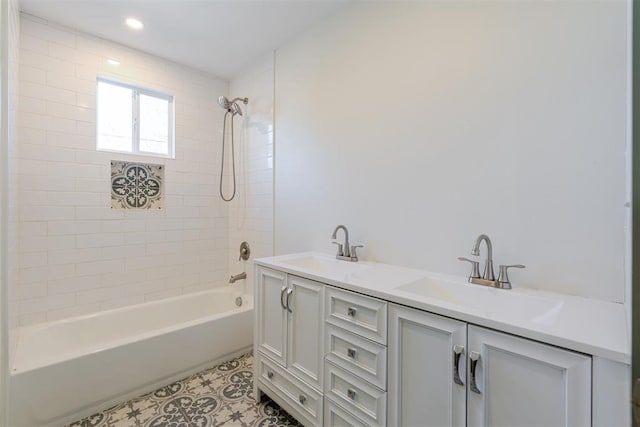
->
453, 344, 464, 386
285, 288, 293, 313
267, 371, 274, 379
279, 286, 287, 310
347, 347, 357, 359
469, 351, 481, 394
347, 307, 357, 318
299, 394, 307, 405
347, 388, 357, 400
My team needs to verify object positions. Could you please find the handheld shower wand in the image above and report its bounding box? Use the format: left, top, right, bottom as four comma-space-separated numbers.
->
218, 95, 249, 201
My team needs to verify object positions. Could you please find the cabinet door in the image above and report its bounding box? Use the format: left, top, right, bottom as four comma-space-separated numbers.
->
287, 275, 325, 391
388, 304, 467, 427
467, 325, 591, 427
255, 267, 288, 367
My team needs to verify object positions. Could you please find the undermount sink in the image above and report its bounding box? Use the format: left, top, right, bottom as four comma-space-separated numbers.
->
277, 254, 372, 275
396, 276, 564, 325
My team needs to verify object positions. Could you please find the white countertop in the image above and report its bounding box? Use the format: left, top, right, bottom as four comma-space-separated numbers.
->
255, 252, 630, 364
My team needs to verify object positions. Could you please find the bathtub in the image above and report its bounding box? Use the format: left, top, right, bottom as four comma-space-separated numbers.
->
9, 287, 253, 426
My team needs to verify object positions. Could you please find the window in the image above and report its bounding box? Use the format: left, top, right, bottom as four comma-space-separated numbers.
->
97, 77, 174, 158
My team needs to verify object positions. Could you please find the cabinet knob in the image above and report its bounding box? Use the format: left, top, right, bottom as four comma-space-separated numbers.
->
347, 348, 357, 359
347, 307, 357, 318
267, 371, 274, 379
347, 388, 357, 400
299, 394, 307, 405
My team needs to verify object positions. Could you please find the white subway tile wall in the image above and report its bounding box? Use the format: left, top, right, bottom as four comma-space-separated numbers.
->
16, 14, 234, 325
227, 55, 275, 293
7, 0, 22, 374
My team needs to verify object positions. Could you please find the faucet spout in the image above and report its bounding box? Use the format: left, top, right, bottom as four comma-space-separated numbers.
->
472, 234, 495, 281
331, 225, 351, 257
229, 272, 247, 284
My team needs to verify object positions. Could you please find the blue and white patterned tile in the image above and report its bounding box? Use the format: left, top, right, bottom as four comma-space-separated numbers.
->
110, 161, 164, 210
66, 353, 303, 427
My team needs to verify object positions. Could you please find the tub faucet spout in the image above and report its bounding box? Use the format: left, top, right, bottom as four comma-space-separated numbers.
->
229, 272, 246, 284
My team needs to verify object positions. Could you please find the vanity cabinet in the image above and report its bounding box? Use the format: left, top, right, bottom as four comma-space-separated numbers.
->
388, 303, 592, 427
388, 304, 467, 427
466, 325, 591, 427
255, 266, 325, 425
324, 287, 388, 427
254, 256, 622, 427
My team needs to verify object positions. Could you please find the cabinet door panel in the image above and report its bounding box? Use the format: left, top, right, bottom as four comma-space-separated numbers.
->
388, 304, 467, 427
255, 267, 288, 367
288, 275, 325, 390
467, 325, 591, 427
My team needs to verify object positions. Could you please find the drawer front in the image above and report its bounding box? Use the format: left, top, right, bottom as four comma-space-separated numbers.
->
258, 354, 322, 426
324, 397, 370, 427
326, 287, 387, 345
324, 361, 386, 427
325, 324, 387, 390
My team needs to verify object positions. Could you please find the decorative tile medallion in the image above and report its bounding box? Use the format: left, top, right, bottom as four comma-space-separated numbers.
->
67, 353, 303, 427
110, 161, 164, 210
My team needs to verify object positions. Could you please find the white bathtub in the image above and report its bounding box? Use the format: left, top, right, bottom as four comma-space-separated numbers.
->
9, 287, 253, 426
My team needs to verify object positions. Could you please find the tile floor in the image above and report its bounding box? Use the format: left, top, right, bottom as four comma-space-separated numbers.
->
67, 353, 303, 427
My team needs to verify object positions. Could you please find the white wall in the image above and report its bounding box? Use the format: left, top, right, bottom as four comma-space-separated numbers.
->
275, 1, 629, 302
16, 14, 231, 325
227, 54, 274, 293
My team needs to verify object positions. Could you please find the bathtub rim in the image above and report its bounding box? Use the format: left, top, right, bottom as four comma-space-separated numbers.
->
12, 288, 253, 375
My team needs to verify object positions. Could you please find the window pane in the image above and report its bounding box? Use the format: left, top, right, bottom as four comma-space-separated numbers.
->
97, 81, 132, 152
139, 94, 169, 155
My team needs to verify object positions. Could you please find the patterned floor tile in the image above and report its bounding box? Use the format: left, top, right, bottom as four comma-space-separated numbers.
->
67, 353, 302, 427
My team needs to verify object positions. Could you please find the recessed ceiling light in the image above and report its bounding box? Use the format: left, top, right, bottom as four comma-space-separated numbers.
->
125, 18, 144, 30
107, 59, 120, 66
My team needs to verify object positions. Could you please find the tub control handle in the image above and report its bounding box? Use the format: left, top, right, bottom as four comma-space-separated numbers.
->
469, 351, 481, 394
299, 394, 307, 405
285, 288, 293, 313
280, 286, 287, 311
347, 388, 357, 400
453, 344, 464, 386
347, 307, 357, 318
347, 348, 357, 359
267, 371, 274, 379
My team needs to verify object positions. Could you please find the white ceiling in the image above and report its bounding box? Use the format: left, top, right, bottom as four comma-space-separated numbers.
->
19, 0, 349, 79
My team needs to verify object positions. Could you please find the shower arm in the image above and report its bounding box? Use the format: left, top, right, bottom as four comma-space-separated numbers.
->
228, 97, 248, 105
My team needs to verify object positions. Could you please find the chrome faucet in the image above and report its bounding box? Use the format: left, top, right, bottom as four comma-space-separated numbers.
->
229, 272, 246, 284
458, 234, 525, 289
331, 224, 363, 262
472, 234, 495, 281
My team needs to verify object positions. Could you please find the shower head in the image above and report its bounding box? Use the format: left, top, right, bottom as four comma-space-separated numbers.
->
218, 95, 248, 116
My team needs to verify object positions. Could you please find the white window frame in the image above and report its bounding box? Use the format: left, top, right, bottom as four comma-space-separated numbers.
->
96, 76, 175, 158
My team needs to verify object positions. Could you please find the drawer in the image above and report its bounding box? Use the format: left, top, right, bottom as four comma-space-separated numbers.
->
326, 287, 387, 345
257, 354, 322, 426
325, 324, 387, 390
324, 397, 370, 427
324, 361, 386, 427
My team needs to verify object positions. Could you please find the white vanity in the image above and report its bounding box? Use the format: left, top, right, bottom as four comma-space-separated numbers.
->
253, 252, 630, 426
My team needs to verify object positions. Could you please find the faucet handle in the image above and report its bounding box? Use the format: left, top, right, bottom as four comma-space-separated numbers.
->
497, 264, 525, 289
350, 245, 364, 260
332, 241, 344, 257
458, 257, 481, 280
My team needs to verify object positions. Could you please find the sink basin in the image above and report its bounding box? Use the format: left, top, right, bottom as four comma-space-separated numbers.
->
397, 276, 563, 325
277, 254, 372, 276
